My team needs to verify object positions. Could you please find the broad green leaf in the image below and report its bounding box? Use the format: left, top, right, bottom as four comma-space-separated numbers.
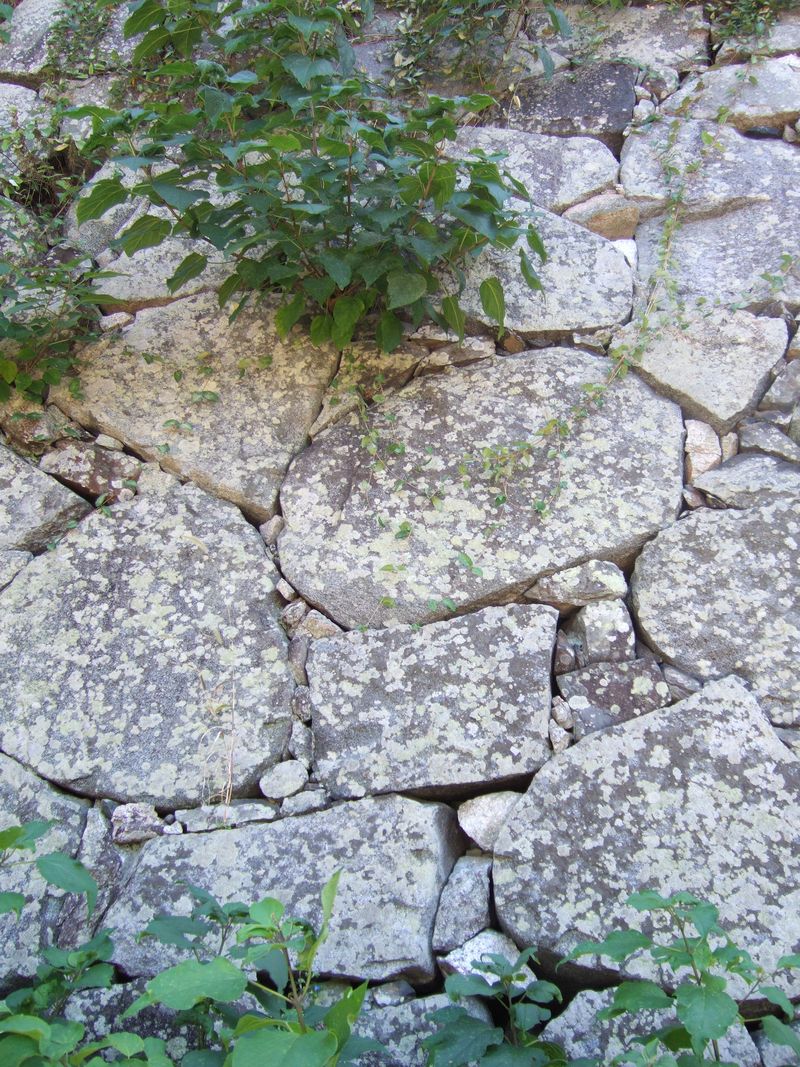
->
386, 270, 427, 309
140, 914, 210, 950
0, 891, 25, 917
145, 958, 248, 1010
440, 295, 465, 341
323, 981, 368, 1050
281, 55, 336, 89
274, 293, 306, 340
565, 929, 651, 963
36, 853, 97, 915
201, 87, 234, 124
421, 1008, 503, 1066
132, 24, 172, 63
167, 252, 207, 293
520, 249, 543, 292
232, 1028, 337, 1067
0, 821, 52, 852
115, 215, 171, 256
105, 1033, 145, 1056
318, 251, 351, 290
627, 890, 673, 912
604, 980, 673, 1016
183, 1052, 226, 1067
150, 181, 207, 212
758, 985, 795, 1019
527, 225, 547, 262
123, 0, 163, 39
303, 276, 336, 306
761, 1014, 800, 1056
332, 296, 364, 349
777, 954, 800, 969
0, 1033, 40, 1067
76, 178, 129, 224
376, 310, 403, 352
310, 314, 332, 346
479, 276, 505, 334
247, 897, 285, 927
0, 1015, 51, 1040
689, 901, 719, 936
675, 982, 739, 1041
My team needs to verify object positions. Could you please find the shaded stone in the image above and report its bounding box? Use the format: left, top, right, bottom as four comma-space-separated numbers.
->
104, 795, 462, 982
279, 349, 683, 628
720, 430, 738, 462
51, 292, 339, 522
541, 988, 760, 1065
692, 454, 800, 508
754, 1019, 800, 1067
288, 720, 312, 767
505, 62, 637, 149
563, 193, 639, 240
631, 500, 800, 725
612, 309, 787, 434
0, 481, 294, 805
454, 210, 632, 339
259, 760, 308, 800
563, 600, 636, 666
280, 788, 329, 817
662, 664, 702, 702
664, 55, 800, 132
293, 609, 343, 641
557, 660, 671, 730
39, 439, 141, 501
525, 559, 627, 612
415, 337, 496, 375
684, 418, 721, 482
0, 752, 88, 985
716, 8, 800, 61
551, 696, 574, 730
0, 548, 31, 590
761, 360, 800, 412
493, 676, 800, 999
554, 629, 580, 675
0, 392, 88, 456
111, 803, 164, 845
457, 791, 522, 851
433, 855, 492, 954
0, 0, 60, 82
353, 994, 491, 1067
308, 606, 556, 799
621, 119, 800, 220
175, 800, 278, 832
0, 441, 89, 552
452, 126, 619, 213
549, 720, 571, 752
636, 204, 800, 313
0, 197, 39, 264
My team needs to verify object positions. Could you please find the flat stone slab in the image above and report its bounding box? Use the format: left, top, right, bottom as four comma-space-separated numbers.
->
663, 54, 800, 131
279, 348, 683, 628
0, 548, 31, 590
452, 126, 619, 213
612, 309, 788, 434
557, 659, 671, 725
505, 62, 637, 149
621, 120, 800, 220
433, 855, 492, 954
308, 605, 557, 798
0, 0, 60, 79
493, 676, 800, 999
0, 481, 294, 805
693, 453, 800, 508
93, 239, 231, 311
524, 559, 627, 611
636, 202, 800, 312
0, 441, 90, 552
104, 795, 462, 982
51, 291, 339, 522
631, 500, 800, 725
0, 752, 88, 983
454, 210, 632, 338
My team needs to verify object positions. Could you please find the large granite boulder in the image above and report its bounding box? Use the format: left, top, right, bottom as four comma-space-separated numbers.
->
0, 441, 90, 552
0, 0, 60, 80
452, 127, 619, 213
279, 348, 684, 628
493, 676, 800, 999
51, 292, 339, 522
611, 309, 788, 434
0, 480, 294, 806
631, 500, 800, 724
104, 795, 462, 982
308, 605, 557, 798
0, 84, 53, 187
453, 210, 632, 338
0, 753, 88, 986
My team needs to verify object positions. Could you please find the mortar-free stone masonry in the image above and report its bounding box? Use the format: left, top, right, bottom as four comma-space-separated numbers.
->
1, 1, 800, 1061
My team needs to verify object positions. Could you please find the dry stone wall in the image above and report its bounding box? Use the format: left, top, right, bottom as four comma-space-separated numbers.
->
1, 0, 800, 1060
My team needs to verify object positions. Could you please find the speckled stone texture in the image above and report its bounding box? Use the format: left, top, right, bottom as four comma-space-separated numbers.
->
524, 559, 627, 611
452, 127, 619, 213
0, 441, 90, 552
557, 659, 671, 723
612, 309, 787, 434
0, 752, 88, 985
0, 0, 61, 79
632, 500, 800, 725
104, 795, 462, 982
51, 291, 339, 522
308, 605, 557, 798
279, 348, 683, 628
493, 676, 800, 999
453, 210, 633, 338
0, 481, 294, 806
692, 453, 800, 508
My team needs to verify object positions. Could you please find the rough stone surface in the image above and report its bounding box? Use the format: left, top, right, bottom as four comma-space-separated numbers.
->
505, 62, 638, 149
684, 418, 721, 482
632, 501, 800, 725
761, 360, 800, 412
0, 441, 90, 552
493, 676, 800, 998
716, 8, 800, 61
258, 760, 308, 800
51, 292, 339, 522
104, 795, 462, 982
439, 929, 526, 978
175, 801, 278, 832
739, 419, 800, 463
664, 55, 800, 132
111, 803, 164, 845
279, 349, 683, 628
692, 454, 800, 508
454, 210, 633, 338
755, 1021, 800, 1067
0, 0, 60, 81
457, 792, 522, 851
308, 606, 556, 798
612, 309, 788, 434
353, 994, 491, 1067
557, 659, 671, 734
93, 239, 231, 311
0, 482, 294, 805
280, 788, 329, 817
433, 855, 492, 954
563, 193, 639, 240
524, 559, 626, 611
541, 988, 761, 1065
0, 548, 31, 589
0, 752, 88, 985
0, 394, 87, 457
563, 599, 636, 666
39, 440, 142, 501
452, 126, 619, 213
